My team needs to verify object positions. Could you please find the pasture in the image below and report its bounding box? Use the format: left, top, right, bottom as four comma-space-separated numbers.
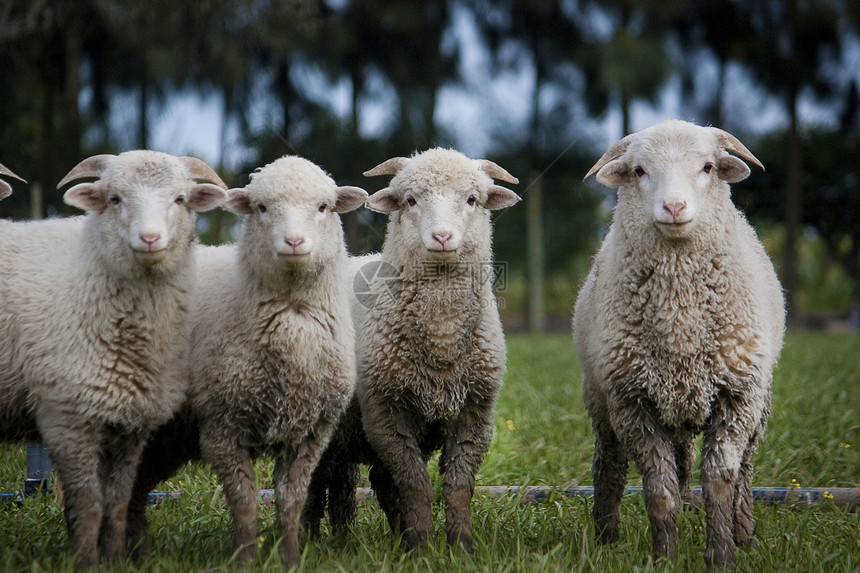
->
0, 331, 857, 571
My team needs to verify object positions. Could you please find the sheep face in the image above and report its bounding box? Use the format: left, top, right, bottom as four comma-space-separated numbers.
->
364, 149, 520, 262
587, 120, 762, 241
226, 156, 366, 272
60, 151, 228, 269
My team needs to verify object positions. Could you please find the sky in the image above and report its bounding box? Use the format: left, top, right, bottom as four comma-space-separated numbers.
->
143, 7, 860, 174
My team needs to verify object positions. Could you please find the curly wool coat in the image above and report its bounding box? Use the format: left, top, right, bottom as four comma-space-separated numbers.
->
305, 148, 520, 552
127, 156, 365, 568
573, 120, 784, 568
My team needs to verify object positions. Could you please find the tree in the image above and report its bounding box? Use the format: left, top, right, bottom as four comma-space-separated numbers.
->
740, 0, 842, 326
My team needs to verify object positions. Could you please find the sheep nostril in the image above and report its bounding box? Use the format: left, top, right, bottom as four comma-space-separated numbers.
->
663, 202, 686, 219
433, 233, 452, 245
284, 237, 305, 247
139, 233, 160, 245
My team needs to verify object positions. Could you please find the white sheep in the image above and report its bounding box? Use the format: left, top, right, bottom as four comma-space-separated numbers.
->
0, 151, 227, 568
307, 148, 520, 552
573, 120, 785, 568
126, 156, 367, 568
0, 162, 25, 200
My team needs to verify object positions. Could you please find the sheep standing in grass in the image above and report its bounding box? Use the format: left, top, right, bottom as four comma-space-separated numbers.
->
573, 120, 784, 568
126, 156, 367, 568
0, 151, 227, 568
0, 162, 25, 200
309, 148, 520, 552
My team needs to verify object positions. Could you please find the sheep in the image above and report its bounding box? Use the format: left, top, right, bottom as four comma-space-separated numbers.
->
572, 120, 785, 568
305, 148, 520, 552
0, 150, 227, 568
125, 155, 368, 568
0, 162, 25, 200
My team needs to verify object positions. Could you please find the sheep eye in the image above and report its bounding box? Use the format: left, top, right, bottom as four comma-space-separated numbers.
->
109, 195, 121, 205
467, 195, 477, 206
633, 166, 646, 178
703, 163, 713, 174
258, 204, 267, 214
318, 203, 327, 213
174, 195, 186, 205
406, 196, 416, 207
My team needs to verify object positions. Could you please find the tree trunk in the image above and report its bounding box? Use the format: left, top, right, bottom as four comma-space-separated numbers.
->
138, 64, 149, 149
341, 69, 362, 254
621, 90, 631, 137
526, 171, 544, 333
782, 91, 802, 328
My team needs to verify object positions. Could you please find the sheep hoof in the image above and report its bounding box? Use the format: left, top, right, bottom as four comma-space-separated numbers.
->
447, 531, 474, 554
704, 543, 736, 569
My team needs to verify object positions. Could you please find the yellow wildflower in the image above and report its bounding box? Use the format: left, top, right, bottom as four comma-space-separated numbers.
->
506, 419, 515, 431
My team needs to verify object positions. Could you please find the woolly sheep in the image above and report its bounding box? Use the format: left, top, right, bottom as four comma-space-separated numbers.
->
306, 148, 520, 552
126, 156, 367, 568
573, 120, 785, 568
0, 162, 25, 200
0, 150, 227, 568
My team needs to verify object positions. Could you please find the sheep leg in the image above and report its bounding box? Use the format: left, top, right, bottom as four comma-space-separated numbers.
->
590, 418, 628, 544
127, 414, 200, 557
439, 397, 495, 553
735, 405, 768, 550
701, 398, 756, 568
363, 403, 433, 550
675, 435, 696, 506
326, 459, 360, 534
368, 462, 404, 535
200, 429, 258, 566
733, 444, 756, 549
98, 429, 147, 560
273, 424, 333, 570
40, 422, 103, 569
301, 462, 329, 539
614, 406, 681, 559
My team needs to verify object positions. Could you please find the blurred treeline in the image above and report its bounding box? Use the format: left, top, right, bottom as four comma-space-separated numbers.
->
1, 0, 858, 329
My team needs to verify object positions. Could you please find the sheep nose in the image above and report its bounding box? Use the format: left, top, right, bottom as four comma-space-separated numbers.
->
433, 233, 452, 246
284, 237, 305, 247
663, 201, 686, 219
139, 233, 161, 245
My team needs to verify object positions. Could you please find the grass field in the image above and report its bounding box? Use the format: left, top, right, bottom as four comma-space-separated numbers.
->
0, 331, 857, 571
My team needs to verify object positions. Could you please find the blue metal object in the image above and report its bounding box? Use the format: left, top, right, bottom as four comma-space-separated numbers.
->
7, 484, 859, 509
23, 443, 51, 496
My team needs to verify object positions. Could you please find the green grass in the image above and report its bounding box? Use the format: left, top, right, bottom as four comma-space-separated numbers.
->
0, 331, 858, 571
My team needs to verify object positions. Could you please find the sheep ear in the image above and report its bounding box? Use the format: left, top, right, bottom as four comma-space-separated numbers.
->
365, 187, 402, 213
224, 188, 254, 215
364, 157, 410, 177
716, 155, 751, 184
0, 162, 25, 200
187, 184, 229, 212
484, 185, 521, 210
584, 134, 634, 181
710, 128, 765, 172
333, 185, 368, 214
595, 159, 629, 188
475, 160, 519, 184
57, 154, 115, 189
179, 156, 228, 189
64, 183, 107, 212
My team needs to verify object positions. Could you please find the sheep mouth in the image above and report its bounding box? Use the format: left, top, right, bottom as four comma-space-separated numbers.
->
277, 252, 311, 263
425, 248, 458, 260
656, 220, 693, 235
133, 248, 168, 264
